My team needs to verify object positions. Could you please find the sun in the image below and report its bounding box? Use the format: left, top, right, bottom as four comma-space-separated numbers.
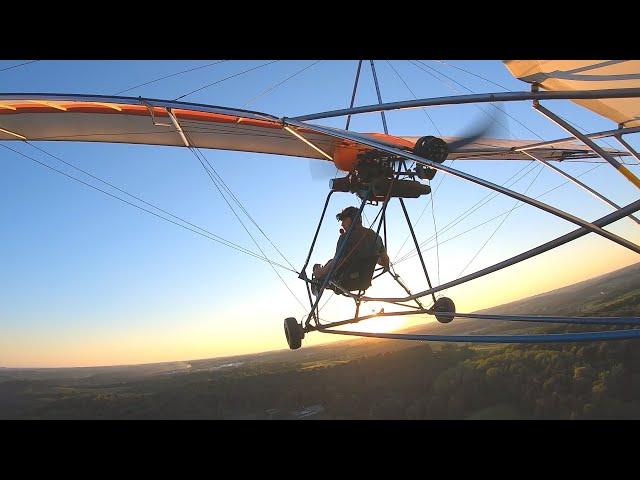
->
324, 301, 410, 334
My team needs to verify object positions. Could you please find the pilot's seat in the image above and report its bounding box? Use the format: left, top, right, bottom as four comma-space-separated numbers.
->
332, 254, 379, 293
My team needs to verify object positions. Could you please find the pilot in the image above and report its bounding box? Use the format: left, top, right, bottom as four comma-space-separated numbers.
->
312, 206, 389, 295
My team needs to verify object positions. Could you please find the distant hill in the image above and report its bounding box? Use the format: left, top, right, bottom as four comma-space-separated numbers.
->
477, 262, 640, 316
2, 262, 638, 382
389, 261, 640, 339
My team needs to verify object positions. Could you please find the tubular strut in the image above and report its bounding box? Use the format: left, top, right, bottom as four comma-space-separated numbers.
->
370, 61, 430, 309
614, 129, 640, 164
304, 308, 640, 332
369, 179, 427, 310
532, 101, 640, 190
289, 73, 640, 344
299, 190, 335, 323
398, 198, 436, 304
318, 328, 640, 344
302, 190, 370, 328
304, 306, 640, 342
361, 198, 640, 303
521, 151, 640, 226
298, 163, 426, 329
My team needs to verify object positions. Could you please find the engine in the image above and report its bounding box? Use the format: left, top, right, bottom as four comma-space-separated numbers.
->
329, 135, 448, 202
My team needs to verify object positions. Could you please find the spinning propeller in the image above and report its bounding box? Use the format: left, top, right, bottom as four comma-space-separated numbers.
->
308, 103, 508, 180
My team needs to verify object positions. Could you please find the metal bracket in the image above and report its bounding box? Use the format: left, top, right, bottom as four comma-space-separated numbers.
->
534, 102, 640, 189
166, 108, 191, 148
139, 97, 172, 127
0, 126, 27, 140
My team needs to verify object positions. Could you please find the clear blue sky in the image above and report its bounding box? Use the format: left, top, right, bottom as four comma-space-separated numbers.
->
1, 60, 639, 367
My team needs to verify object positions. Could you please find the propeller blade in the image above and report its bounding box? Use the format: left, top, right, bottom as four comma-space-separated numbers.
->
309, 159, 338, 181
447, 103, 508, 151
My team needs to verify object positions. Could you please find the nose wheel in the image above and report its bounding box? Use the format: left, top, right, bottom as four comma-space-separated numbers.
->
284, 317, 304, 350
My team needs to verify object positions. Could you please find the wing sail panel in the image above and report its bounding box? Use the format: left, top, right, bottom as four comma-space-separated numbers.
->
0, 94, 627, 167
504, 60, 640, 128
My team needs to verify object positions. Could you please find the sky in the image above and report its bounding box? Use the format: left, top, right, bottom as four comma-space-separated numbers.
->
1, 59, 639, 368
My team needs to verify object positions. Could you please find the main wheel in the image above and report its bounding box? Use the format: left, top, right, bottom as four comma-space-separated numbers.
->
433, 297, 456, 324
284, 317, 304, 350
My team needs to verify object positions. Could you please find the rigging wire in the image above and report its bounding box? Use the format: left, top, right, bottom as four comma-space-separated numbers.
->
388, 58, 527, 263
20, 141, 270, 262
192, 148, 307, 312
369, 60, 441, 290
174, 60, 279, 101
308, 60, 368, 322
409, 60, 511, 137
114, 60, 228, 95
385, 61, 442, 136
182, 136, 307, 312
395, 161, 540, 264
434, 60, 512, 91
428, 178, 441, 285
391, 162, 452, 261
0, 60, 39, 73
193, 148, 298, 273
394, 162, 606, 263
393, 161, 539, 264
391, 60, 616, 270
242, 60, 321, 108
384, 60, 443, 283
312, 204, 389, 325
432, 60, 626, 153
1, 143, 295, 272
414, 60, 537, 140
456, 164, 545, 279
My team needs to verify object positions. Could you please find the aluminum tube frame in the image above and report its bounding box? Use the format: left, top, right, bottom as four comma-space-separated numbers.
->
533, 102, 624, 169
615, 133, 640, 164
360, 198, 640, 303
399, 198, 436, 304
299, 191, 335, 320
291, 88, 640, 122
306, 309, 431, 332
304, 191, 370, 328
318, 328, 640, 344
534, 102, 640, 189
310, 299, 640, 334
299, 190, 335, 276
283, 118, 640, 254
166, 109, 191, 148
514, 125, 640, 153
365, 66, 428, 309
453, 312, 640, 326
0, 93, 280, 121
369, 60, 389, 134
345, 60, 363, 131
522, 151, 640, 226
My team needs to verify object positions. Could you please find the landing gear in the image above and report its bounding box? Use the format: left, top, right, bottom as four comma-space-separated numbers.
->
284, 317, 304, 350
433, 297, 456, 324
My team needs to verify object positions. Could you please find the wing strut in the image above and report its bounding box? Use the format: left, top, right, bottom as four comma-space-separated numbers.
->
614, 129, 640, 164
533, 100, 640, 189
521, 151, 640, 226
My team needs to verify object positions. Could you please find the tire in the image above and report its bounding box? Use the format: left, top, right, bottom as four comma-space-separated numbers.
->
433, 297, 456, 324
284, 317, 303, 350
